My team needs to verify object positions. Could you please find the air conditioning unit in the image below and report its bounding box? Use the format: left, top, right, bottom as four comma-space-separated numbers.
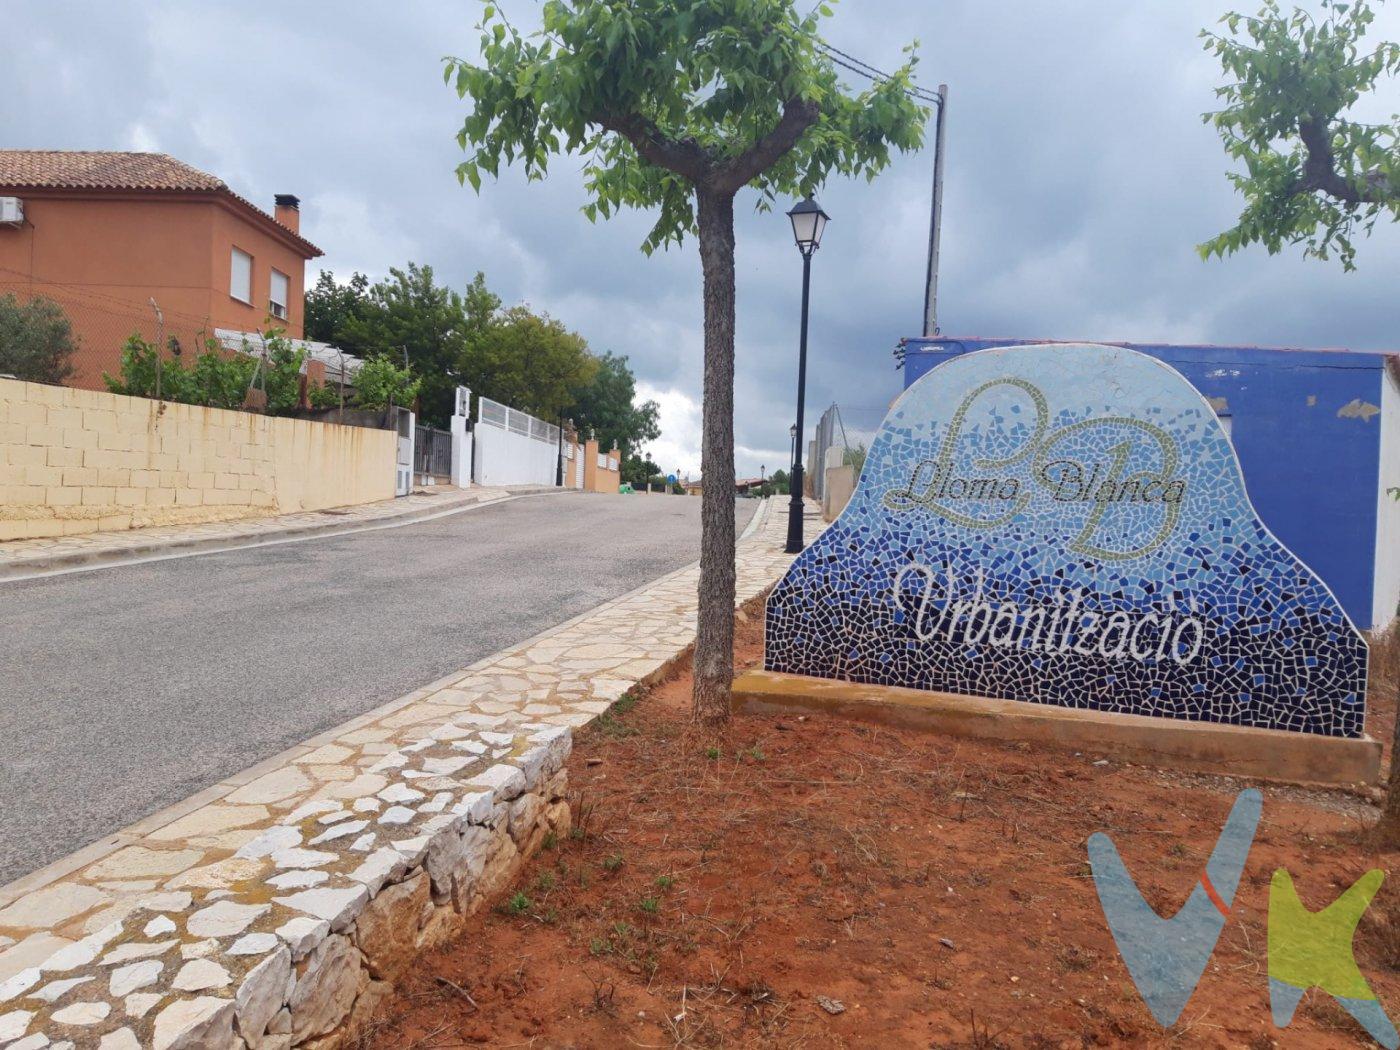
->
268, 301, 288, 320
0, 197, 23, 227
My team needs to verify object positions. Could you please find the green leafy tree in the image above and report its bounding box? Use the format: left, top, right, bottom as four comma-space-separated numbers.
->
304, 270, 373, 351
472, 304, 598, 423
339, 264, 468, 426
566, 351, 660, 460
769, 466, 790, 495
447, 0, 927, 723
1200, 0, 1400, 269
1202, 0, 1400, 842
621, 452, 662, 487
0, 294, 77, 385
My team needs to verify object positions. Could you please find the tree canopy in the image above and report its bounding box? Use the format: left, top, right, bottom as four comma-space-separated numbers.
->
567, 351, 660, 459
447, 0, 927, 253
304, 267, 659, 446
305, 270, 372, 353
0, 294, 77, 385
338, 264, 471, 425
1201, 0, 1400, 269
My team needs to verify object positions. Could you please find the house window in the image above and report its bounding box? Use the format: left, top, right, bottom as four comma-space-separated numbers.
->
269, 269, 289, 320
230, 247, 252, 304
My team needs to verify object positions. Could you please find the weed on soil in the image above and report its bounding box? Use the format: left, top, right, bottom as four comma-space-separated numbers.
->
369, 615, 1400, 1048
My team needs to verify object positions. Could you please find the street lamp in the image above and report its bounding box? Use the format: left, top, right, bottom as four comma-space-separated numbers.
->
784, 196, 829, 554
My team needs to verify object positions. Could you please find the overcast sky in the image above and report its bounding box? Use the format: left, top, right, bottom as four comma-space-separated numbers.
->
7, 1, 1399, 477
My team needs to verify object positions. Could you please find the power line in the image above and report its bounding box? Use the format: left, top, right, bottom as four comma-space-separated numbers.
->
816, 40, 943, 106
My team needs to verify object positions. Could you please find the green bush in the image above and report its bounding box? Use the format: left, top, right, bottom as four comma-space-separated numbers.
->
308, 381, 342, 410
353, 355, 420, 410
103, 329, 333, 415
104, 333, 256, 408
0, 294, 77, 385
254, 333, 309, 415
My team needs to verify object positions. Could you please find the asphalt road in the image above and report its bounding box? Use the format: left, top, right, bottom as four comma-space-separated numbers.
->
0, 492, 755, 886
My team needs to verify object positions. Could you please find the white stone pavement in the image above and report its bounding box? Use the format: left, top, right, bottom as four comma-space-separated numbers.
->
0, 497, 812, 1048
0, 485, 541, 578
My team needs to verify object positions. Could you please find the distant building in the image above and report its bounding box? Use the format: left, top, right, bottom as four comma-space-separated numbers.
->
0, 150, 323, 389
901, 336, 1400, 630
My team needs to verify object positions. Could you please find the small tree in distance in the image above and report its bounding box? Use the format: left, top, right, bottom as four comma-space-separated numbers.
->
447, 0, 927, 725
0, 294, 77, 386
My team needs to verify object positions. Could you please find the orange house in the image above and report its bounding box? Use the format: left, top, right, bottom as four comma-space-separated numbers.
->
0, 151, 322, 389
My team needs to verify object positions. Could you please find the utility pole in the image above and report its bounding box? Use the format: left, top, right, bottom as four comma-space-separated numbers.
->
921, 84, 948, 338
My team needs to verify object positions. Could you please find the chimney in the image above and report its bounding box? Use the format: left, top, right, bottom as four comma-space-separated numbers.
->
274, 194, 300, 235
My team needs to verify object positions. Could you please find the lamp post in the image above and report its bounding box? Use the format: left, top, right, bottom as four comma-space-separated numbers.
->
784, 196, 829, 554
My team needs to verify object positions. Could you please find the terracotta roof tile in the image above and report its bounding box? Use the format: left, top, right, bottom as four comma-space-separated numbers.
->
0, 150, 226, 192
0, 150, 322, 257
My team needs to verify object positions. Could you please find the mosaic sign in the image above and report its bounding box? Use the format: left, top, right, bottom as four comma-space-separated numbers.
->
765, 344, 1367, 737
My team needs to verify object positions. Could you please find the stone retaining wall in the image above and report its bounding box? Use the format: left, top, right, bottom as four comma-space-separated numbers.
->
0, 723, 571, 1048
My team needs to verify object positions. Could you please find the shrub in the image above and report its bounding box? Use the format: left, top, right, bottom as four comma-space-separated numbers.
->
353, 355, 421, 410
103, 328, 333, 416
0, 294, 77, 385
105, 333, 256, 409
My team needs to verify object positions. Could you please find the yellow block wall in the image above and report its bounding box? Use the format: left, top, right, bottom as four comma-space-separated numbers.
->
0, 378, 397, 541
581, 438, 621, 494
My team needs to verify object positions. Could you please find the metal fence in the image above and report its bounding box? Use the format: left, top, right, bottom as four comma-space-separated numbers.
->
478, 396, 559, 446
414, 425, 453, 479
806, 402, 884, 498
0, 271, 227, 393
810, 403, 841, 500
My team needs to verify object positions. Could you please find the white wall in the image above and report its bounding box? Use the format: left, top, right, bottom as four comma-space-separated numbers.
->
473, 421, 559, 488
1374, 363, 1400, 628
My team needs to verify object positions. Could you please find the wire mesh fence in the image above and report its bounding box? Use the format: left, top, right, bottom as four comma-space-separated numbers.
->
0, 267, 233, 393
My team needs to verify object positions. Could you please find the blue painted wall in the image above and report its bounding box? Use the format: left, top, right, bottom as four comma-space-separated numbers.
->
902, 338, 1389, 628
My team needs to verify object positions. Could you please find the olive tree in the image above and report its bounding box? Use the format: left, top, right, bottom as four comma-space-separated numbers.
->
0, 294, 77, 385
446, 0, 927, 723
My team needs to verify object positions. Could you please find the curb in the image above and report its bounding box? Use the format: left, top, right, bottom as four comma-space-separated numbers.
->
0, 486, 566, 582
0, 496, 779, 908
0, 498, 804, 1050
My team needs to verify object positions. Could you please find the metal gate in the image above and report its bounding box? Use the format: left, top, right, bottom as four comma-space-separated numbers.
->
414, 425, 453, 480
393, 407, 414, 497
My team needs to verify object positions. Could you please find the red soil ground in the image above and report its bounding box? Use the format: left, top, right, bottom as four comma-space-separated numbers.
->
368, 615, 1400, 1049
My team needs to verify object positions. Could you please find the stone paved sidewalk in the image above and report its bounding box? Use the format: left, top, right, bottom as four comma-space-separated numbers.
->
0, 497, 814, 1049
0, 485, 547, 580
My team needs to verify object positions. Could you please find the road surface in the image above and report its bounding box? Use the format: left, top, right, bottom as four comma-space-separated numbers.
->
0, 492, 755, 885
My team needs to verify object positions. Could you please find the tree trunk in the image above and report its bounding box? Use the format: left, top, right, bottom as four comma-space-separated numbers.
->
1379, 715, 1400, 846
1372, 632, 1394, 845
1375, 625, 1400, 846
692, 189, 738, 726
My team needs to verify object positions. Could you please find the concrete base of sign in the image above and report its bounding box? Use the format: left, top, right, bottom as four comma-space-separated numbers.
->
731, 670, 1381, 787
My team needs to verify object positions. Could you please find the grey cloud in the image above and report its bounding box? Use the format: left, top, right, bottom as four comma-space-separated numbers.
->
5, 0, 1398, 478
